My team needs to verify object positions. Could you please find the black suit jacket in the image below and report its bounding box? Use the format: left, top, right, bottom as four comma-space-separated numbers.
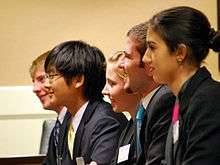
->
138, 85, 175, 165
163, 67, 220, 165
111, 119, 136, 165
43, 110, 72, 165
112, 85, 175, 165
61, 99, 127, 165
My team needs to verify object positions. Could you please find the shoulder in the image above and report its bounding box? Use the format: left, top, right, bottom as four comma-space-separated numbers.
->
148, 85, 175, 115
89, 100, 127, 125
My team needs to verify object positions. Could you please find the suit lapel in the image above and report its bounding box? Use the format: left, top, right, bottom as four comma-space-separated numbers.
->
73, 100, 99, 156
59, 111, 72, 159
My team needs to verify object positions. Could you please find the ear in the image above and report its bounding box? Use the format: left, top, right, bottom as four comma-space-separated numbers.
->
176, 43, 188, 63
72, 74, 85, 88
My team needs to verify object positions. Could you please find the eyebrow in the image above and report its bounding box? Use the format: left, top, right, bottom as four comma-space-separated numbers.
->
146, 41, 156, 45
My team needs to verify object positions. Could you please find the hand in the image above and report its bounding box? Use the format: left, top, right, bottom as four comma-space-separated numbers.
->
89, 161, 98, 165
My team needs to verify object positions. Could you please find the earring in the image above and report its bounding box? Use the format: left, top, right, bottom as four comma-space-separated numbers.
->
177, 58, 183, 65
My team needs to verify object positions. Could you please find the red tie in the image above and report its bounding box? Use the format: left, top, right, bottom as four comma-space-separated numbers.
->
172, 98, 180, 144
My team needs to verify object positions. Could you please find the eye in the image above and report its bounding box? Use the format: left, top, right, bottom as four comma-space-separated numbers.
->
37, 75, 46, 83
147, 42, 156, 51
107, 79, 116, 87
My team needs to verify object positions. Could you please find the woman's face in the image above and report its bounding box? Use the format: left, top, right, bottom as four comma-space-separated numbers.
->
143, 27, 179, 85
102, 64, 139, 112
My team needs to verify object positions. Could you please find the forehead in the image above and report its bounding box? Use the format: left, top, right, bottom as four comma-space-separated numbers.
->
147, 27, 163, 44
32, 70, 45, 79
125, 36, 140, 57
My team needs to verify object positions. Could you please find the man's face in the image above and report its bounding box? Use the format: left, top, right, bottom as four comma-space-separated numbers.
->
44, 68, 75, 110
121, 36, 151, 94
32, 70, 52, 109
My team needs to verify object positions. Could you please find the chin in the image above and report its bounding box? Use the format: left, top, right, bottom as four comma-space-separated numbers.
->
42, 103, 53, 110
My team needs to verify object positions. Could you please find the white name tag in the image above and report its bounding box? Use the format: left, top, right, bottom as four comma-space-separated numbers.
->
76, 157, 85, 165
173, 120, 179, 144
117, 144, 130, 163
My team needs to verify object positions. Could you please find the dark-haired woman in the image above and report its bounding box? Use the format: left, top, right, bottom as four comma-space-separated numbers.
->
143, 6, 220, 165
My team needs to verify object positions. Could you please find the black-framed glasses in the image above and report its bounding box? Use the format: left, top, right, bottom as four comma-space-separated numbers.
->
45, 73, 62, 82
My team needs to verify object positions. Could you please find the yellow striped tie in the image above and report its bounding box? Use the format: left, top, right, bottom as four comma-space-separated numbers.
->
68, 124, 75, 159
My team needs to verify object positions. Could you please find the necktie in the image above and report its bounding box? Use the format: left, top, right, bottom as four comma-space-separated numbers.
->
54, 119, 62, 165
136, 104, 145, 158
68, 124, 75, 159
172, 98, 180, 144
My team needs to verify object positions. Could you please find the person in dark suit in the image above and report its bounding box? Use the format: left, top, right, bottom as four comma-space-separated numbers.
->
102, 51, 141, 164
115, 22, 175, 165
30, 51, 71, 165
44, 40, 127, 165
143, 6, 220, 165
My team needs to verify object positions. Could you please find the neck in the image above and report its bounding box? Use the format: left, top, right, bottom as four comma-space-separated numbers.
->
141, 81, 159, 97
66, 96, 88, 116
169, 65, 198, 96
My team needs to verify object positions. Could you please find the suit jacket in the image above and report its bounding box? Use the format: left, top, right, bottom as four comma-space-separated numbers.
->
61, 99, 127, 165
43, 110, 72, 165
163, 67, 220, 165
112, 85, 175, 165
138, 85, 175, 165
111, 119, 136, 165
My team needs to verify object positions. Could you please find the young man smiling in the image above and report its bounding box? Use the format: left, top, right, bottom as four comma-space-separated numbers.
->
44, 40, 127, 165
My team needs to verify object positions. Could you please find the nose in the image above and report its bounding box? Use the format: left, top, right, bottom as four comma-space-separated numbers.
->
142, 48, 152, 65
102, 84, 109, 96
33, 82, 41, 93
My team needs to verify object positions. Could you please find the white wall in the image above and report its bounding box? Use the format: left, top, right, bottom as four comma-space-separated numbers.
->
0, 86, 56, 156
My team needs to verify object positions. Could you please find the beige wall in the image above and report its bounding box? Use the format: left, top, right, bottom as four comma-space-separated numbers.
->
0, 0, 219, 86
0, 0, 219, 156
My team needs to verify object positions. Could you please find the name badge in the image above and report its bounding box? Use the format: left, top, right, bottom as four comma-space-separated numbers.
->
173, 120, 179, 144
76, 157, 85, 165
117, 144, 130, 163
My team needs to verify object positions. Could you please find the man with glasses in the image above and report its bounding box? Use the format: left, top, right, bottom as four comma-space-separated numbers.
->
29, 51, 71, 165
44, 40, 127, 165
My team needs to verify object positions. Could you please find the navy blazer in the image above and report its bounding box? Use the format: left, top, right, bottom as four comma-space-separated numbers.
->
163, 67, 220, 165
61, 99, 127, 165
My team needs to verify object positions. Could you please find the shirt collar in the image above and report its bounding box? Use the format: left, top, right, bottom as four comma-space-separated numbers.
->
71, 101, 89, 132
142, 86, 160, 109
57, 107, 67, 124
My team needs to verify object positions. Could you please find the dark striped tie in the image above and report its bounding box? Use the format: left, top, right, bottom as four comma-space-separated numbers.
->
54, 119, 61, 165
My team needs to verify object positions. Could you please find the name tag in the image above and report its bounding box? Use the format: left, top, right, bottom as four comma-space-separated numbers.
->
173, 120, 179, 144
117, 144, 130, 163
76, 157, 85, 165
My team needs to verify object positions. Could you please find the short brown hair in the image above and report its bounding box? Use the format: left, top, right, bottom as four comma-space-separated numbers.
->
29, 51, 50, 78
127, 21, 148, 57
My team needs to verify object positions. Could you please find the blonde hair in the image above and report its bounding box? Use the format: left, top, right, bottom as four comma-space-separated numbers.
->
108, 51, 128, 79
29, 51, 50, 78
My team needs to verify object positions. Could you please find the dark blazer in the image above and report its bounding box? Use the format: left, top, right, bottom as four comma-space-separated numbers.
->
111, 119, 136, 165
163, 67, 220, 165
61, 99, 127, 165
112, 85, 175, 165
138, 85, 175, 165
43, 110, 72, 165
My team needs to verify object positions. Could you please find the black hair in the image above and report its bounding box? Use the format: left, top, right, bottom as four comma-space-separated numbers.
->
44, 40, 106, 100
149, 6, 220, 65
